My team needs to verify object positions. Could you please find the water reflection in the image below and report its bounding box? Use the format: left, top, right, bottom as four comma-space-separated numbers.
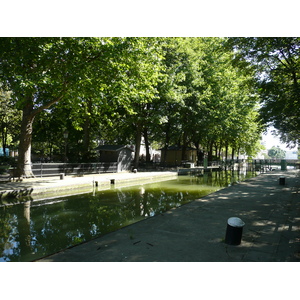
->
0, 170, 255, 262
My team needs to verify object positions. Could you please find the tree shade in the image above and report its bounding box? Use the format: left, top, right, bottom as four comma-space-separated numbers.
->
1, 37, 281, 176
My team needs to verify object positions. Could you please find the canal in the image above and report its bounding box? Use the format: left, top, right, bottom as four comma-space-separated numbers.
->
0, 170, 256, 262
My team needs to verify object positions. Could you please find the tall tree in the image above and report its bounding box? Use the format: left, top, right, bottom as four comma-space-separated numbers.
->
107, 37, 164, 168
157, 37, 262, 162
228, 37, 300, 146
0, 37, 125, 176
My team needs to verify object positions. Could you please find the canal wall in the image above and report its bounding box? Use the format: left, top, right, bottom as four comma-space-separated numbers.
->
0, 171, 178, 203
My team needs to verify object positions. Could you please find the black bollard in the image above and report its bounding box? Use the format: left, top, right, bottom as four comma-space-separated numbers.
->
225, 217, 245, 245
279, 176, 285, 185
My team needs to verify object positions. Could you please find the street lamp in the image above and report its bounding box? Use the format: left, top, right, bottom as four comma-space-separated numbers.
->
63, 130, 69, 140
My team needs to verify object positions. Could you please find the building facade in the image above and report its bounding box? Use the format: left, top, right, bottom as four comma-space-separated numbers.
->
96, 145, 134, 172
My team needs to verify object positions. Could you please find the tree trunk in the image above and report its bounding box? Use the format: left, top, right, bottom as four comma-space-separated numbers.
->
16, 94, 63, 177
162, 123, 171, 166
224, 143, 229, 170
17, 104, 35, 178
82, 99, 92, 162
82, 116, 91, 162
214, 143, 218, 160
133, 124, 142, 169
208, 141, 213, 162
143, 128, 151, 163
194, 140, 202, 165
218, 143, 223, 160
181, 131, 188, 162
225, 143, 228, 162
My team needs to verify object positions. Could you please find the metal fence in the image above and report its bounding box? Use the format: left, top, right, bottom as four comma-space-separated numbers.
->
31, 162, 118, 177
3, 158, 299, 180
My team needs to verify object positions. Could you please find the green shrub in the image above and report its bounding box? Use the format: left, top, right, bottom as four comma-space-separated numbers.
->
0, 156, 17, 166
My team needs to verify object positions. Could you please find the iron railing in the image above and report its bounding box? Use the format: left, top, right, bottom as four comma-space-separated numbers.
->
31, 162, 118, 177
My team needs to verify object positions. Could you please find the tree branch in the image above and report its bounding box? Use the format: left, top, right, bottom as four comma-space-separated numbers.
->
32, 94, 64, 117
31, 80, 68, 118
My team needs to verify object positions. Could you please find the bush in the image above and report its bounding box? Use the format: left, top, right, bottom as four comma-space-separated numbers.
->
0, 156, 17, 166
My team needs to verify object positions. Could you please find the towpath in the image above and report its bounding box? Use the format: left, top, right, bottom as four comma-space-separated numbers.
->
35, 169, 300, 262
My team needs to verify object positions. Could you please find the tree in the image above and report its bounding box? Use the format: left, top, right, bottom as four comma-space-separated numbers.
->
268, 146, 286, 159
157, 37, 262, 163
1, 37, 265, 173
32, 108, 66, 162
102, 37, 164, 168
160, 38, 266, 162
228, 37, 300, 147
0, 37, 132, 176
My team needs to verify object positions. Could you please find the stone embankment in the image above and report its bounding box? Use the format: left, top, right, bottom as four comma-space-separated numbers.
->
36, 169, 300, 262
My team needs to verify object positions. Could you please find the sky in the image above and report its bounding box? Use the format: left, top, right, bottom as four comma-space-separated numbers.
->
1, 1, 299, 37
261, 126, 298, 151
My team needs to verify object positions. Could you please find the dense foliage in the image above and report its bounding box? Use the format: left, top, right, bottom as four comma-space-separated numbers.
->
1, 37, 295, 176
268, 146, 286, 159
228, 37, 300, 147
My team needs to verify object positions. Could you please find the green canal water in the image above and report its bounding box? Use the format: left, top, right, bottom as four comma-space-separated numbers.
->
0, 170, 256, 262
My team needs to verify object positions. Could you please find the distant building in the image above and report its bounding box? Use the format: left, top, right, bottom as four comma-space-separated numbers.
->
139, 137, 161, 162
96, 145, 134, 172
285, 150, 298, 159
160, 145, 197, 166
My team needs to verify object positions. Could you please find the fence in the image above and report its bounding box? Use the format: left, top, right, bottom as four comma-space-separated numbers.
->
5, 158, 299, 179
31, 162, 118, 177
252, 159, 299, 166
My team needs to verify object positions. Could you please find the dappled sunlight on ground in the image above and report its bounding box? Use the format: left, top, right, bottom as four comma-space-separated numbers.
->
34, 169, 300, 262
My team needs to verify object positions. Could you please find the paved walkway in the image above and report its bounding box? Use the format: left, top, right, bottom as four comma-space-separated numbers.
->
36, 169, 300, 262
